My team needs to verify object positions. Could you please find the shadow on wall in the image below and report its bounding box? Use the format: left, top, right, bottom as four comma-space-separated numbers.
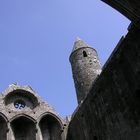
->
11, 116, 36, 140
0, 115, 8, 140
9, 114, 63, 140
39, 114, 62, 140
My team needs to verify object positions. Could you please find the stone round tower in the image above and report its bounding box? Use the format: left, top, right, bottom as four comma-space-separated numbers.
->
69, 38, 102, 104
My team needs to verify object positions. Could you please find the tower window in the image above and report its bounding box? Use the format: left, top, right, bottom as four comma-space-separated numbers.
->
83, 51, 87, 57
14, 100, 26, 109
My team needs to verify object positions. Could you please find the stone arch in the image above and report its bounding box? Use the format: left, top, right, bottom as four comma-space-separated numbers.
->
0, 112, 8, 122
10, 114, 36, 123
4, 89, 39, 110
0, 113, 8, 140
10, 114, 36, 140
39, 113, 63, 140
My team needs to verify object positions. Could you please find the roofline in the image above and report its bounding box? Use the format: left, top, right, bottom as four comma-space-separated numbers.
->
69, 47, 97, 62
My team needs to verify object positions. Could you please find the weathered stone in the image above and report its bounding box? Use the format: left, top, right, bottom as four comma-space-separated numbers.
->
67, 24, 140, 140
0, 84, 65, 140
1, 1, 140, 140
101, 0, 140, 26
69, 38, 102, 104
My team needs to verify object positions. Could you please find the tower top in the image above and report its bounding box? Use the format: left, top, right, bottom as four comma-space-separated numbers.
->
70, 38, 101, 104
72, 37, 90, 52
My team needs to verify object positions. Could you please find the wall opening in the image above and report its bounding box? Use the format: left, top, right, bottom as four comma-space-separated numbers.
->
4, 89, 39, 109
0, 115, 7, 140
39, 114, 62, 140
83, 51, 87, 57
14, 100, 26, 109
11, 116, 36, 140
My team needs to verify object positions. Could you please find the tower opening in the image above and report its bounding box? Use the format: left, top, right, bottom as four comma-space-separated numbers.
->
0, 115, 7, 140
83, 51, 87, 57
11, 116, 36, 140
39, 114, 62, 140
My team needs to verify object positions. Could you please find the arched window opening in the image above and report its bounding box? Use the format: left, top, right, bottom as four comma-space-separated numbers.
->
11, 116, 36, 140
4, 89, 39, 109
83, 51, 87, 57
0, 116, 7, 140
39, 115, 62, 140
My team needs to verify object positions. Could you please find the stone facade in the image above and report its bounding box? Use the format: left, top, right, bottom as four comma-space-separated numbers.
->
1, 1, 140, 140
0, 84, 65, 140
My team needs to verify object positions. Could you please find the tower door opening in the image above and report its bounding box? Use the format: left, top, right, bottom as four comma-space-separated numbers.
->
39, 115, 62, 140
11, 116, 36, 140
0, 116, 7, 140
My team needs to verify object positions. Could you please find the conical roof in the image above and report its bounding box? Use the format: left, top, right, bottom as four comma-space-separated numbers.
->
72, 37, 90, 52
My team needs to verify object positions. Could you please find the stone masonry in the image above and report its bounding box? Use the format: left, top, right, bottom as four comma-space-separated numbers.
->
0, 84, 65, 140
1, 0, 140, 140
69, 38, 101, 104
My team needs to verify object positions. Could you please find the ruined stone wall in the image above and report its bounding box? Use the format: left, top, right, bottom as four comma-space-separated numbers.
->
101, 0, 140, 26
0, 85, 65, 140
66, 25, 140, 140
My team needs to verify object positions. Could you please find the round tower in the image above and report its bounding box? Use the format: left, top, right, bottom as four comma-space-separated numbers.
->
69, 38, 102, 104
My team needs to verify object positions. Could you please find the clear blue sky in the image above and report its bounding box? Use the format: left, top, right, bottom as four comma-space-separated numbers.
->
0, 0, 130, 117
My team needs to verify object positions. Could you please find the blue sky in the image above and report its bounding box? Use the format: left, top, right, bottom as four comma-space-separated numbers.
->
0, 0, 130, 117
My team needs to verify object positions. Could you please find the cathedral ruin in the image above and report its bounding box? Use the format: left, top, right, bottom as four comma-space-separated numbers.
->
0, 0, 140, 140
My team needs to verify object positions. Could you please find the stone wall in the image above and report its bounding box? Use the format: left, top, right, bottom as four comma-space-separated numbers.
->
0, 85, 65, 140
66, 24, 140, 140
101, 0, 140, 26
